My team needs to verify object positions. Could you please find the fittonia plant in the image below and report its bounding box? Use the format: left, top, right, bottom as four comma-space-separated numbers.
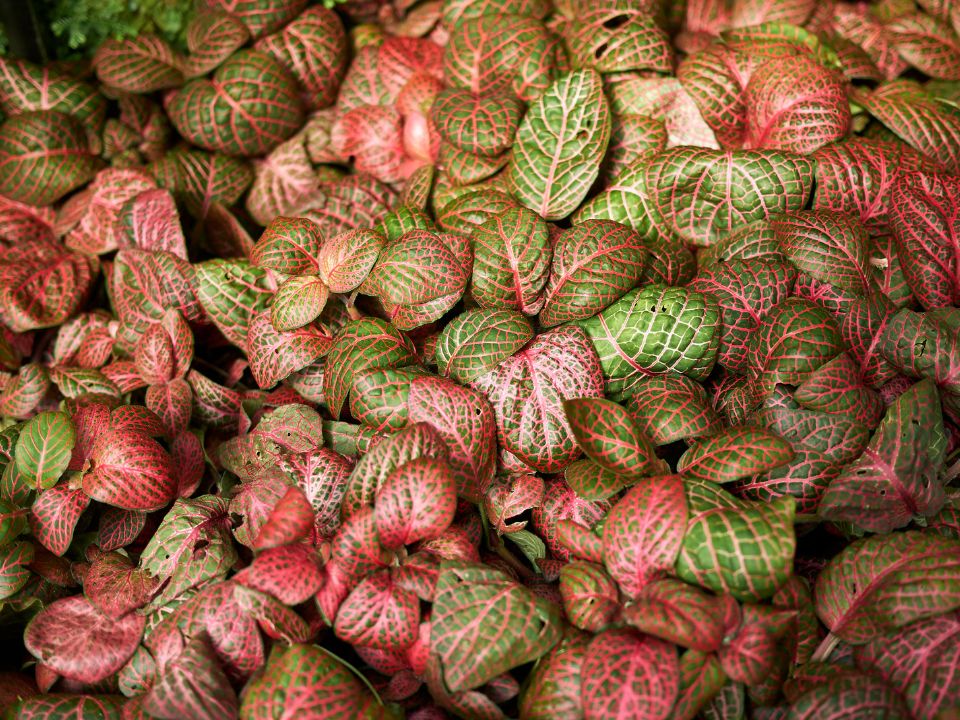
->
0, 0, 959, 717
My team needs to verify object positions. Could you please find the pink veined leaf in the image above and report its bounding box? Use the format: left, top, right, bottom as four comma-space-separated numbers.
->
0, 540, 34, 600
251, 486, 314, 550
238, 642, 383, 718
787, 672, 913, 719
677, 425, 795, 484
202, 0, 307, 39
563, 397, 661, 478
518, 629, 589, 719
717, 619, 778, 685
234, 543, 324, 606
317, 228, 386, 294
245, 133, 319, 228
150, 149, 253, 220
0, 195, 55, 245
15, 410, 76, 491
182, 11, 251, 78
64, 168, 157, 256
165, 50, 304, 158
430, 562, 562, 693
0, 55, 106, 134
84, 550, 161, 617
135, 322, 176, 385
559, 561, 621, 633
886, 12, 960, 80
815, 530, 960, 646
6, 695, 125, 718
287, 447, 352, 540
143, 632, 238, 720
563, 6, 674, 74
889, 170, 960, 309
0, 363, 49, 419
24, 595, 144, 683
331, 506, 389, 585
232, 584, 311, 643
334, 570, 421, 651
246, 311, 333, 389
374, 456, 458, 549
483, 473, 545, 533
853, 610, 960, 718
332, 104, 409, 184
580, 627, 680, 720
742, 54, 851, 154
255, 6, 348, 109
473, 324, 605, 474
28, 486, 89, 557
82, 429, 178, 511
601, 476, 688, 598
0, 240, 98, 333
117, 188, 188, 259
253, 404, 323, 453
98, 508, 148, 552
93, 35, 184, 94
378, 36, 444, 101
250, 215, 323, 276
832, 4, 907, 79
407, 375, 498, 503
623, 578, 731, 652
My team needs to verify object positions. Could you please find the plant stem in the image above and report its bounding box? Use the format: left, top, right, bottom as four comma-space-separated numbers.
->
811, 632, 840, 663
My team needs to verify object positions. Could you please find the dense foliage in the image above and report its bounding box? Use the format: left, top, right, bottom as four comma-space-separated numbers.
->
0, 0, 958, 718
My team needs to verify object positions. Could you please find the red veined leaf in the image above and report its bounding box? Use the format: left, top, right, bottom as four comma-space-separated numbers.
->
855, 80, 960, 174
602, 476, 687, 598
331, 506, 388, 585
194, 259, 272, 350
6, 695, 125, 719
375, 456, 457, 549
436, 309, 532, 385
84, 550, 160, 617
317, 228, 385, 294
815, 530, 960, 645
232, 585, 311, 643
139, 495, 237, 605
0, 540, 34, 600
0, 56, 106, 133
228, 470, 290, 547
82, 429, 177, 511
334, 570, 420, 651
135, 323, 176, 385
786, 673, 912, 719
256, 6, 348, 109
677, 489, 796, 602
234, 543, 323, 606
245, 132, 318, 227
150, 148, 253, 219
564, 397, 661, 478
671, 650, 727, 720
93, 36, 183, 94
770, 210, 871, 294
0, 111, 101, 206
431, 562, 562, 692
143, 632, 238, 720
97, 508, 148, 552
742, 54, 850, 154
444, 14, 555, 102
0, 195, 55, 245
252, 486, 314, 550
28, 486, 89, 557
889, 170, 960, 309
678, 426, 794, 483
0, 240, 98, 333
717, 622, 776, 685
287, 447, 352, 539
349, 365, 425, 433
580, 627, 680, 720
238, 642, 383, 718
331, 104, 408, 184
251, 216, 323, 275
202, 0, 307, 39
270, 275, 328, 332
853, 610, 960, 718
483, 473, 545, 533
519, 629, 589, 720
432, 88, 522, 157
24, 595, 144, 683
563, 6, 673, 74
731, 446, 839, 514
183, 11, 250, 78
0, 363, 49, 419
886, 12, 960, 80
323, 318, 418, 419
625, 375, 722, 445
559, 561, 620, 633
793, 352, 885, 428
63, 169, 157, 256
117, 189, 188, 260
246, 311, 333, 389
15, 411, 75, 491
819, 379, 946, 533
254, 404, 323, 453
474, 325, 605, 474
539, 220, 646, 327
623, 578, 730, 652
165, 50, 304, 158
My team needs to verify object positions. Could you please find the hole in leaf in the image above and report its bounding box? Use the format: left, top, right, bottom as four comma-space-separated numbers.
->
594, 42, 609, 59
602, 13, 629, 29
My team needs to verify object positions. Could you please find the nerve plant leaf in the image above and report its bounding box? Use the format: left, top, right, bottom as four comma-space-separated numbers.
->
563, 398, 660, 478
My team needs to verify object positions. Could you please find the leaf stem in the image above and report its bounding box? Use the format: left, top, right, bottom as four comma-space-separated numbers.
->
944, 456, 960, 484
811, 632, 840, 663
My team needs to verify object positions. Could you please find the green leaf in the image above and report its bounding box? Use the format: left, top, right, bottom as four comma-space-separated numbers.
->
786, 673, 912, 719
644, 148, 815, 246
15, 411, 75, 491
194, 258, 272, 349
563, 397, 660, 478
819, 379, 946, 533
508, 69, 611, 220
771, 210, 870, 293
677, 493, 796, 601
323, 318, 418, 419
436, 309, 533, 384
0, 540, 33, 600
505, 528, 547, 568
431, 562, 562, 692
578, 284, 721, 400
271, 276, 330, 331
677, 426, 794, 484
625, 375, 722, 445
815, 530, 960, 645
